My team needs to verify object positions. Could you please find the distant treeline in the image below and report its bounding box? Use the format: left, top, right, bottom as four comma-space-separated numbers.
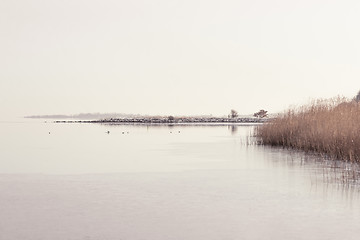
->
25, 113, 152, 120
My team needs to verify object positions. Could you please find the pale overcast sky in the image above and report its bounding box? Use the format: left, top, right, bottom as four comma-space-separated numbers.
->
1, 0, 359, 118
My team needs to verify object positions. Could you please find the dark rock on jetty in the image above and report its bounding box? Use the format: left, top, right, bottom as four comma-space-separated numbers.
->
55, 117, 269, 124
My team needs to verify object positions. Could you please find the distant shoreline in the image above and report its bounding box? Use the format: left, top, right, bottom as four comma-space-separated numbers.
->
54, 117, 269, 125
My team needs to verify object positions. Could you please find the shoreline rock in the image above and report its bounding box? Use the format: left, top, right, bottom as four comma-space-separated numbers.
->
54, 117, 269, 124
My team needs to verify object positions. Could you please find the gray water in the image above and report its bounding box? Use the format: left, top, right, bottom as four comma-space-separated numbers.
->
1, 120, 360, 240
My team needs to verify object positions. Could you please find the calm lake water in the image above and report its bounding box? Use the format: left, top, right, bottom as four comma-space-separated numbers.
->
1, 119, 360, 240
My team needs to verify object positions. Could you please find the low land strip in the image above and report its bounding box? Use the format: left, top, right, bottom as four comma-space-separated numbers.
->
55, 117, 268, 124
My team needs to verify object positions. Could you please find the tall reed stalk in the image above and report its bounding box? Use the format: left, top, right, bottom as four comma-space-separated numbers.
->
257, 97, 360, 162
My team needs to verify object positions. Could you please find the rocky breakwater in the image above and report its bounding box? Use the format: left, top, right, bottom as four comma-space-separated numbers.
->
67, 117, 269, 124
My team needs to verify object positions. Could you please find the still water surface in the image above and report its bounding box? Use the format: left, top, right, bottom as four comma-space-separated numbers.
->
0, 120, 360, 240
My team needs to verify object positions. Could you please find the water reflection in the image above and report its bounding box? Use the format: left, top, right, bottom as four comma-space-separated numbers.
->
100, 122, 259, 128
227, 125, 238, 135
100, 122, 360, 190
256, 144, 360, 197
2, 121, 360, 239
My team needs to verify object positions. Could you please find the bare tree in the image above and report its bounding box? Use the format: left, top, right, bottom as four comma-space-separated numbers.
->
230, 109, 238, 118
254, 109, 268, 118
355, 90, 360, 103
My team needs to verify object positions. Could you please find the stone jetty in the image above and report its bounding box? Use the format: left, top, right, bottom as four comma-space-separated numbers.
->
55, 117, 269, 124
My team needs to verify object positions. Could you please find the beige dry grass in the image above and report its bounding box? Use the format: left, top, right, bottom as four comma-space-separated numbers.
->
257, 97, 360, 162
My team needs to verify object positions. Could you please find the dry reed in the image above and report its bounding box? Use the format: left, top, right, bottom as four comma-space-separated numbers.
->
257, 97, 360, 162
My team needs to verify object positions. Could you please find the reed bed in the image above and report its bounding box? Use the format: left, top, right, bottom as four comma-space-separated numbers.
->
257, 97, 360, 162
